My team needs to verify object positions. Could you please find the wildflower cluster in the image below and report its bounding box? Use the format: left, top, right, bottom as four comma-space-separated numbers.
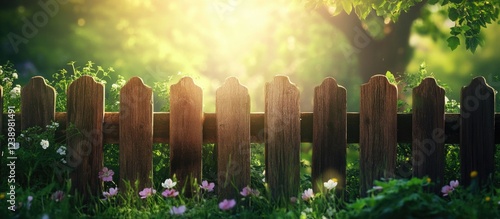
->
0, 62, 21, 111
98, 167, 118, 200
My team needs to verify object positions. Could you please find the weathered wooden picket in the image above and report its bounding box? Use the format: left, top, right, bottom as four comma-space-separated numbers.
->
1, 75, 499, 200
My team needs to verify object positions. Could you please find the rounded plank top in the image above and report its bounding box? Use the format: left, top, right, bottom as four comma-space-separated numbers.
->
21, 76, 56, 130
216, 77, 249, 95
413, 77, 445, 94
361, 74, 398, 93
461, 76, 495, 97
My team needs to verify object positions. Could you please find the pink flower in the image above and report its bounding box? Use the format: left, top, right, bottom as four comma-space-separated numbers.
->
450, 180, 459, 188
162, 189, 179, 198
301, 188, 314, 201
170, 205, 186, 215
200, 180, 215, 192
51, 190, 64, 202
139, 188, 156, 199
441, 185, 453, 196
442, 180, 459, 196
219, 199, 236, 210
98, 167, 114, 182
290, 197, 298, 204
103, 187, 118, 199
240, 186, 259, 197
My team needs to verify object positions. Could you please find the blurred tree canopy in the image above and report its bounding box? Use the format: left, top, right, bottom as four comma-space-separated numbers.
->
0, 0, 499, 111
310, 0, 500, 81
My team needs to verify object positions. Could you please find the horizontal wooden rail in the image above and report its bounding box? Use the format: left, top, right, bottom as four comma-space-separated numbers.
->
3, 112, 500, 144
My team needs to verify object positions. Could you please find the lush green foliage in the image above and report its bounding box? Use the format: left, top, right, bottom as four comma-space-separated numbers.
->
1, 62, 500, 218
308, 0, 500, 53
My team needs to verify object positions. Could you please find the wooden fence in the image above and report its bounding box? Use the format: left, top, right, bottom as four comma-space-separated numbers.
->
1, 75, 499, 200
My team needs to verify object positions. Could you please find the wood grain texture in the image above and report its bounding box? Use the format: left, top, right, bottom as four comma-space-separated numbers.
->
169, 77, 203, 194
216, 77, 251, 199
119, 77, 153, 191
29, 112, 500, 144
21, 76, 56, 130
359, 75, 397, 196
412, 78, 445, 189
265, 76, 300, 201
312, 78, 347, 192
460, 77, 496, 186
66, 76, 104, 198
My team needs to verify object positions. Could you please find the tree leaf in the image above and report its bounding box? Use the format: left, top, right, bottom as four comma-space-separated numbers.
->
447, 36, 460, 51
342, 1, 353, 14
461, 25, 471, 32
386, 71, 397, 84
448, 8, 459, 21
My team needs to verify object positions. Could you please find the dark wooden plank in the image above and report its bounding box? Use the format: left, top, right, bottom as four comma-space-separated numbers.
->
119, 77, 153, 191
216, 77, 251, 199
359, 75, 397, 196
169, 77, 203, 194
265, 76, 300, 201
66, 76, 104, 198
412, 78, 445, 189
312, 78, 347, 192
460, 77, 496, 186
21, 76, 56, 130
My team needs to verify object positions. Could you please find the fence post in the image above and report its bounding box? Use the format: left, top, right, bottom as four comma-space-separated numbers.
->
359, 75, 397, 196
412, 77, 445, 191
265, 75, 300, 202
66, 76, 104, 199
216, 77, 251, 200
460, 77, 496, 186
312, 77, 347, 193
119, 77, 153, 191
21, 76, 56, 131
170, 77, 203, 195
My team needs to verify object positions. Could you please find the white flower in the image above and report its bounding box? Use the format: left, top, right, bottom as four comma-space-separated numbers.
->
12, 73, 18, 79
9, 142, 19, 150
56, 146, 66, 155
9, 85, 21, 98
0, 70, 3, 74
60, 158, 67, 164
262, 170, 266, 183
327, 207, 335, 217
40, 139, 49, 149
324, 178, 338, 191
111, 84, 120, 89
161, 178, 177, 189
53, 122, 59, 128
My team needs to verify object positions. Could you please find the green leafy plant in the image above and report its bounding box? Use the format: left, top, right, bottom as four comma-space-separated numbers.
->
1, 61, 21, 112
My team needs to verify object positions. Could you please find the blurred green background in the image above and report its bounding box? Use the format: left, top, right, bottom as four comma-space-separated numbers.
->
1, 0, 499, 112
